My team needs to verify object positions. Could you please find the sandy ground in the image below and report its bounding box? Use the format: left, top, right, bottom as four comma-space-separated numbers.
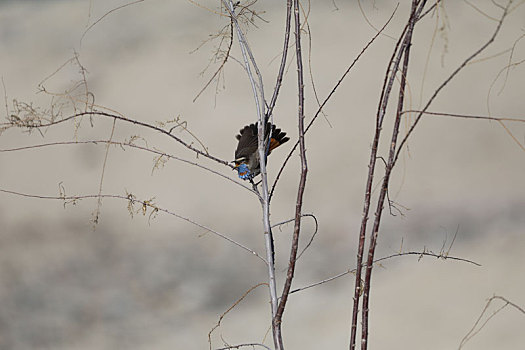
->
0, 1, 524, 349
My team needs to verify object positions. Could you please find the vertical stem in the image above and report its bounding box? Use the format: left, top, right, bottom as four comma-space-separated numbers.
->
350, 0, 508, 348
274, 1, 307, 349
259, 122, 280, 349
221, 1, 280, 348
349, 12, 410, 350
350, 1, 427, 349
267, 0, 293, 122
360, 1, 420, 349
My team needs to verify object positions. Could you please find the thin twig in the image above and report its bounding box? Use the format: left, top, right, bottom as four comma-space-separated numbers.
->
193, 20, 234, 103
266, 0, 293, 121
3, 110, 230, 166
360, 3, 421, 348
209, 283, 268, 350
216, 343, 272, 350
274, 3, 307, 348
222, 2, 280, 348
0, 188, 266, 263
458, 295, 525, 349
221, 0, 265, 109
0, 140, 257, 194
2, 77, 8, 118
349, 3, 417, 348
92, 118, 116, 226
401, 110, 525, 123
393, 1, 512, 167
80, 0, 146, 47
357, 0, 397, 41
291, 250, 480, 295
272, 213, 319, 262
269, 6, 398, 201
418, 0, 443, 21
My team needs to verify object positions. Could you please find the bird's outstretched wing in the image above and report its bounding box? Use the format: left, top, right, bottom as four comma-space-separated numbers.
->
234, 123, 289, 160
235, 124, 259, 161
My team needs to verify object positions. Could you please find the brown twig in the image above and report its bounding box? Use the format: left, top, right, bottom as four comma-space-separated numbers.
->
80, 0, 146, 47
92, 118, 116, 226
290, 249, 480, 295
209, 283, 268, 350
3, 110, 230, 166
0, 139, 257, 194
417, 0, 443, 21
271, 213, 318, 263
193, 20, 234, 103
216, 343, 272, 350
401, 109, 525, 151
269, 6, 398, 201
401, 110, 525, 123
273, 1, 308, 348
349, 2, 419, 348
266, 0, 293, 121
360, 3, 421, 348
0, 187, 266, 263
458, 295, 525, 349
352, 2, 512, 349
393, 1, 511, 168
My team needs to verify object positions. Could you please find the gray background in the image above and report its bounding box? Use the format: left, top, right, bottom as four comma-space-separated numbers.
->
0, 1, 524, 349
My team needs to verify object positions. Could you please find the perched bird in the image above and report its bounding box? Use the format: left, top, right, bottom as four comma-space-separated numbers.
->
234, 122, 290, 180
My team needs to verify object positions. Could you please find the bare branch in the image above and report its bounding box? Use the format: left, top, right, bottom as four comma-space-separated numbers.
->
357, 0, 398, 41
272, 213, 319, 262
193, 20, 234, 103
80, 0, 146, 47
418, 0, 444, 21
270, 6, 397, 200
92, 118, 116, 226
291, 250, 481, 295
221, 2, 280, 348
221, 0, 265, 111
402, 109, 525, 151
459, 295, 525, 349
274, 2, 308, 347
0, 188, 266, 263
209, 283, 268, 350
266, 0, 293, 121
216, 343, 272, 350
401, 109, 525, 123
394, 1, 512, 167
353, 2, 425, 349
2, 110, 231, 166
0, 139, 258, 194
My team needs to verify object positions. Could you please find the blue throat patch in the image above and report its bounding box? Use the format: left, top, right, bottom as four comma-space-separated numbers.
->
236, 163, 253, 180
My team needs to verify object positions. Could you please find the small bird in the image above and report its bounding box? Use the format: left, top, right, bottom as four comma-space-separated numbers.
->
234, 122, 290, 180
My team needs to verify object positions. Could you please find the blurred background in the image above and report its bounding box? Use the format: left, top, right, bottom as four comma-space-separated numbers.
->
0, 0, 524, 349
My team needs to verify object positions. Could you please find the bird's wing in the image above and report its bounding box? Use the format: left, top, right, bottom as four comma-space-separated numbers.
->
235, 123, 290, 159
235, 124, 258, 160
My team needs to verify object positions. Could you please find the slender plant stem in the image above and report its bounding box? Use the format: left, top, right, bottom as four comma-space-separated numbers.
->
216, 343, 273, 350
7, 111, 230, 166
0, 188, 265, 262
274, 1, 308, 348
291, 250, 480, 295
360, 2, 420, 348
267, 0, 292, 122
222, 1, 281, 348
270, 8, 397, 201
0, 139, 257, 194
348, 5, 413, 349
393, 1, 511, 168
